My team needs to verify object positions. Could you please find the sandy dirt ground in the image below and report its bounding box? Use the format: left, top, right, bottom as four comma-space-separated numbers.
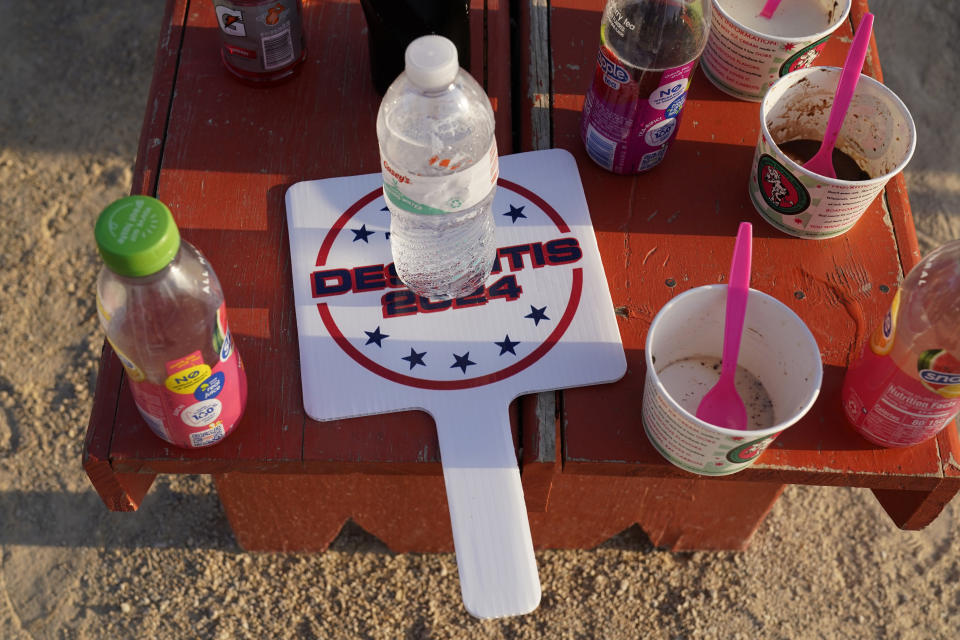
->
1, 1, 959, 638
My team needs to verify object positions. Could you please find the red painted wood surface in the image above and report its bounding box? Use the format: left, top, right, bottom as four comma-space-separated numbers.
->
216, 471, 784, 552
527, 0, 956, 506
83, 0, 960, 548
872, 420, 960, 530
214, 473, 454, 553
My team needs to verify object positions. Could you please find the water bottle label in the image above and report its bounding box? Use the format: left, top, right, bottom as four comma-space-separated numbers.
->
124, 304, 248, 449
381, 140, 499, 215
581, 45, 697, 174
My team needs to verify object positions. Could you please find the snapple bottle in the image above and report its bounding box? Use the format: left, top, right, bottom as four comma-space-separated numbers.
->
94, 196, 248, 449
842, 241, 960, 447
581, 0, 710, 174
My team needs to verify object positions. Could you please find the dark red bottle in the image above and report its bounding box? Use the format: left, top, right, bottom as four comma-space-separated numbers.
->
213, 0, 307, 84
359, 0, 470, 95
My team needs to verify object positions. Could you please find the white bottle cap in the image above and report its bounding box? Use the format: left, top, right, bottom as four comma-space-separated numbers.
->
404, 35, 459, 91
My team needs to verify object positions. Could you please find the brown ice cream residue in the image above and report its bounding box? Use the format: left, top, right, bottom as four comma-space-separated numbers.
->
778, 138, 872, 180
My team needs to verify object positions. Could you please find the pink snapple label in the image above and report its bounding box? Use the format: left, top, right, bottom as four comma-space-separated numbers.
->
581, 45, 697, 174
125, 305, 248, 448
842, 343, 960, 448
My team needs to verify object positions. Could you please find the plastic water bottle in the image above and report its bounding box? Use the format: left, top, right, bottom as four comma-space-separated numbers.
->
581, 0, 711, 174
376, 35, 499, 300
842, 241, 960, 447
95, 196, 248, 449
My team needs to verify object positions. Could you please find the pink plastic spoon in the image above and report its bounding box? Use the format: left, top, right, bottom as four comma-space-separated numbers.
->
759, 0, 782, 19
696, 222, 752, 429
802, 13, 875, 178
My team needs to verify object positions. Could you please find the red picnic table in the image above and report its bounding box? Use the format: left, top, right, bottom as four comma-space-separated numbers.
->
85, 0, 960, 552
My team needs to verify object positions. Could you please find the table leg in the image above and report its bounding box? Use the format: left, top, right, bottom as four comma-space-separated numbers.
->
83, 456, 157, 511
528, 476, 785, 551
213, 472, 454, 553
873, 421, 960, 530
214, 471, 782, 552
84, 342, 157, 511
872, 481, 960, 530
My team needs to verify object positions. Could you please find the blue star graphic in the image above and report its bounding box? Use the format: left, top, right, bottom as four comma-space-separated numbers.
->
503, 204, 527, 223
451, 352, 476, 374
352, 224, 375, 243
494, 335, 520, 356
364, 326, 389, 347
525, 305, 550, 326
402, 348, 427, 370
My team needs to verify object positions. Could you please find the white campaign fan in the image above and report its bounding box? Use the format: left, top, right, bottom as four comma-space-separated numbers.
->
285, 149, 626, 618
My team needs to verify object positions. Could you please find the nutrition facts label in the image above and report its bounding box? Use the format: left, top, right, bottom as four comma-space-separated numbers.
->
846, 382, 960, 447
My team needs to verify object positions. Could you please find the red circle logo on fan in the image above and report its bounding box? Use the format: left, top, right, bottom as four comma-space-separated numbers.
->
309, 179, 584, 390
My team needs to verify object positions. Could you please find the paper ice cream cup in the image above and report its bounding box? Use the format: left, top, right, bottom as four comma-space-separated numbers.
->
748, 66, 916, 239
701, 0, 850, 101
642, 285, 822, 476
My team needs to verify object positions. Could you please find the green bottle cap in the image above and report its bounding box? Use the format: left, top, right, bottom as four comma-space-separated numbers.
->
94, 196, 181, 277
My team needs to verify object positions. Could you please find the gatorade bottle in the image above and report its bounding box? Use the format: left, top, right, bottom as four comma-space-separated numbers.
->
842, 240, 960, 447
95, 196, 248, 449
376, 35, 499, 300
581, 0, 711, 174
213, 0, 307, 84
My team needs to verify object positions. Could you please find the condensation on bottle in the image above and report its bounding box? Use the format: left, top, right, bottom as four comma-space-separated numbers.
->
94, 196, 248, 449
581, 0, 711, 174
842, 240, 960, 447
376, 35, 499, 301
